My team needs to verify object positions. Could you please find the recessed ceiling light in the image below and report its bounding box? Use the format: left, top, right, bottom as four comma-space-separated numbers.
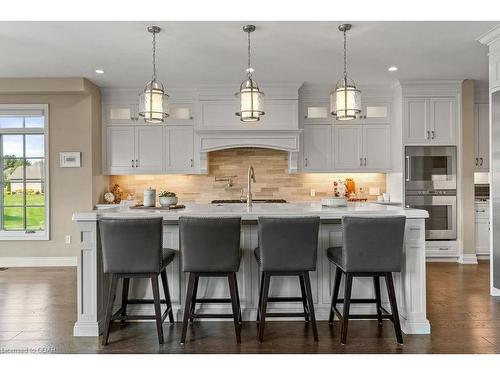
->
388, 66, 398, 72
95, 69, 104, 74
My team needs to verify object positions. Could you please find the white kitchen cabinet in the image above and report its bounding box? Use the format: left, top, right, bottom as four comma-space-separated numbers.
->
475, 202, 490, 257
333, 101, 391, 125
165, 126, 195, 173
105, 103, 140, 125
301, 125, 332, 171
333, 124, 391, 171
106, 127, 135, 172
302, 101, 331, 125
106, 126, 163, 174
404, 96, 457, 145
165, 103, 195, 125
362, 125, 391, 170
474, 103, 489, 171
134, 126, 164, 172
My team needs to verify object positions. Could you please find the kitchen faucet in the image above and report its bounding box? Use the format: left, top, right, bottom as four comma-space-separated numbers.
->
247, 165, 256, 208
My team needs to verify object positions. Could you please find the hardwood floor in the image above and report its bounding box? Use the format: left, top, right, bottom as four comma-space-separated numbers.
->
1, 262, 500, 353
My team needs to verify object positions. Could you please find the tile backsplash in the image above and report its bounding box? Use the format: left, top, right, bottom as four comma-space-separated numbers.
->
109, 148, 387, 203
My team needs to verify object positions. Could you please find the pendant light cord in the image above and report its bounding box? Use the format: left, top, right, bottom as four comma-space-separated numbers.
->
152, 30, 157, 81
247, 30, 252, 77
343, 28, 347, 79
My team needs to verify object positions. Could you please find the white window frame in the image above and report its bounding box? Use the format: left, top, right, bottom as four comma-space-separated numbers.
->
0, 104, 50, 240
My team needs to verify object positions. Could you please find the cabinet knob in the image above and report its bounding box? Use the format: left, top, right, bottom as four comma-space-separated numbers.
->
475, 158, 478, 167
304, 158, 308, 167
364, 157, 367, 166
359, 158, 363, 167
480, 157, 483, 166
431, 130, 435, 140
135, 159, 139, 167
190, 159, 194, 168
131, 159, 135, 168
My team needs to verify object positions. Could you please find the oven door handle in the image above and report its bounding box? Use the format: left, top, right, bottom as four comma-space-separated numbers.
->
405, 155, 411, 182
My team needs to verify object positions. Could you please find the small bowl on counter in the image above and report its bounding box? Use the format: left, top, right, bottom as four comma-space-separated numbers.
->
159, 196, 178, 207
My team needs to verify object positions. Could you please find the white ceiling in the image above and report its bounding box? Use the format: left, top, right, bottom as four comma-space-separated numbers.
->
0, 21, 497, 88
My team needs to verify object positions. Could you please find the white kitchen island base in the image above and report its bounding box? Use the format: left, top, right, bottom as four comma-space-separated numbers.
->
72, 202, 430, 337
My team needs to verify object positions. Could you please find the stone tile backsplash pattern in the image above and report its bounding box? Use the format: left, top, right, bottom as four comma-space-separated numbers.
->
109, 148, 387, 203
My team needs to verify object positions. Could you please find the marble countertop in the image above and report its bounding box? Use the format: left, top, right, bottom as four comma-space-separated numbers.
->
73, 202, 428, 222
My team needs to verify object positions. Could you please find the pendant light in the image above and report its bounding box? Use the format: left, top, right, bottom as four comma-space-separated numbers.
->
139, 26, 169, 124
235, 25, 265, 122
331, 24, 361, 121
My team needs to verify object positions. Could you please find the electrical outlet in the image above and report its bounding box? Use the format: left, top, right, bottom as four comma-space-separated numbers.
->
310, 189, 316, 197
65, 235, 71, 244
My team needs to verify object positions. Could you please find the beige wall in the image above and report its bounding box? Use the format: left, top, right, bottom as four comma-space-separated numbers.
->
0, 78, 107, 258
110, 148, 387, 203
461, 80, 475, 255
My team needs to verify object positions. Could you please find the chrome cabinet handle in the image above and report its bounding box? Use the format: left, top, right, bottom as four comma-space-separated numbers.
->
304, 158, 308, 167
360, 158, 363, 167
475, 158, 478, 166
431, 130, 435, 140
480, 157, 483, 166
131, 159, 135, 168
426, 130, 430, 140
476, 210, 486, 213
135, 159, 139, 167
190, 158, 194, 168
364, 157, 367, 166
439, 247, 449, 251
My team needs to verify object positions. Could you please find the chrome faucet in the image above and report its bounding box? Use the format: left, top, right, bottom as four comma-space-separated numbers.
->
246, 165, 256, 208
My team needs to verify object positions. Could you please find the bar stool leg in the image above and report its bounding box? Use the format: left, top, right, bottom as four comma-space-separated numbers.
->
151, 274, 164, 344
373, 276, 383, 326
102, 274, 118, 346
160, 270, 175, 324
234, 274, 242, 323
181, 273, 196, 344
258, 273, 271, 343
256, 272, 265, 324
120, 277, 129, 327
329, 267, 342, 325
299, 275, 310, 322
303, 272, 318, 342
228, 272, 242, 343
189, 276, 199, 324
340, 273, 353, 345
385, 272, 403, 344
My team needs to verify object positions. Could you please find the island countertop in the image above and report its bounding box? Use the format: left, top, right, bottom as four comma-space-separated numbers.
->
73, 201, 428, 222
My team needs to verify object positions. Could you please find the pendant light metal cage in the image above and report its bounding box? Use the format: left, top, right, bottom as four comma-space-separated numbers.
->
138, 26, 169, 124
236, 24, 265, 122
330, 23, 362, 121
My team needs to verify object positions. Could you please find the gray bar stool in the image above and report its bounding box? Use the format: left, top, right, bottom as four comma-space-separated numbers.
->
327, 215, 406, 344
254, 216, 320, 342
179, 216, 242, 344
99, 217, 176, 345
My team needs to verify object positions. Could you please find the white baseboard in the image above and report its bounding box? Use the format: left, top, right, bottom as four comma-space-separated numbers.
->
426, 257, 459, 263
458, 254, 479, 264
0, 256, 77, 267
476, 254, 490, 261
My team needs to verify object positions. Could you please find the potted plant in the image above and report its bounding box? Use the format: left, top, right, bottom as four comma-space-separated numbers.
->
159, 191, 178, 207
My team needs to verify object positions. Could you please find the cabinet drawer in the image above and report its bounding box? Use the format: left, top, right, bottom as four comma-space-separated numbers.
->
475, 205, 489, 220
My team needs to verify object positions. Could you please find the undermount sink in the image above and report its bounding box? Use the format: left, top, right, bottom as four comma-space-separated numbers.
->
211, 199, 287, 204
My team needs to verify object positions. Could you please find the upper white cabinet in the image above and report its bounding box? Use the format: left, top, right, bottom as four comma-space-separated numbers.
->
165, 126, 195, 173
333, 101, 391, 125
333, 124, 391, 171
475, 103, 489, 171
105, 103, 140, 125
166, 103, 195, 125
106, 126, 163, 174
302, 101, 331, 125
301, 125, 332, 171
200, 99, 298, 129
404, 96, 457, 145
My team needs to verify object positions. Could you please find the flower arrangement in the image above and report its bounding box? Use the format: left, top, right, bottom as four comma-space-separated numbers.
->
159, 191, 176, 197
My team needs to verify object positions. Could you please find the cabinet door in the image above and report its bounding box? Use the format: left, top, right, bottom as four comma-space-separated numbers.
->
105, 103, 139, 125
404, 97, 429, 144
302, 125, 332, 171
430, 97, 456, 144
333, 125, 363, 169
362, 102, 391, 123
475, 219, 490, 256
475, 103, 489, 171
165, 126, 194, 173
362, 125, 391, 171
165, 103, 195, 125
107, 127, 135, 172
135, 126, 164, 172
302, 101, 331, 124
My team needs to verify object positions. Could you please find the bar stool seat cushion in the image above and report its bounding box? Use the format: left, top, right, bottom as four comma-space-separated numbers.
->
162, 248, 177, 268
326, 246, 344, 270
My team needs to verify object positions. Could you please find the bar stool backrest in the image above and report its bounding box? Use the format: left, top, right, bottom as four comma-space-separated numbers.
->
179, 216, 242, 272
342, 216, 406, 272
258, 216, 320, 272
99, 217, 163, 274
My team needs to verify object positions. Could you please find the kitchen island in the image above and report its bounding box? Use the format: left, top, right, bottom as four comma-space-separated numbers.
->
72, 202, 430, 337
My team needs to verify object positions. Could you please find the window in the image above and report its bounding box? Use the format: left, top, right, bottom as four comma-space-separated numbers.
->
0, 105, 49, 240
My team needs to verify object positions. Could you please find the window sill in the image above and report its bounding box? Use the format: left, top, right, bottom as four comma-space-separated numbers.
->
0, 231, 49, 241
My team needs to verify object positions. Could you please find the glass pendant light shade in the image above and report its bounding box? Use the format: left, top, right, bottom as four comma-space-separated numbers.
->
139, 79, 169, 124
236, 77, 265, 122
331, 76, 361, 120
